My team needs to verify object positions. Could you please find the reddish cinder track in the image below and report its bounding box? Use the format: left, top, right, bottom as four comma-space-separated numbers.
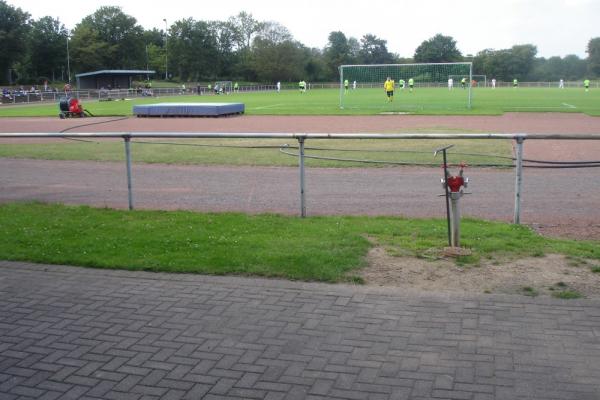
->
1, 113, 599, 239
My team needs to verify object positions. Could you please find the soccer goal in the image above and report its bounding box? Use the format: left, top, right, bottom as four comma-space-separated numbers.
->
339, 62, 473, 111
214, 81, 232, 94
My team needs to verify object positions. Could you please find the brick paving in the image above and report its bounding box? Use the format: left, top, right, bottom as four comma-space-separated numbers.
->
1, 261, 600, 400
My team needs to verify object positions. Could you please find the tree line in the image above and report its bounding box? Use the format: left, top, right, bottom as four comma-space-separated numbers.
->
1, 1, 599, 86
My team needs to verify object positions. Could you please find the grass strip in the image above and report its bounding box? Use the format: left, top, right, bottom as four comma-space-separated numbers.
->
0, 88, 599, 116
0, 138, 513, 168
0, 203, 597, 282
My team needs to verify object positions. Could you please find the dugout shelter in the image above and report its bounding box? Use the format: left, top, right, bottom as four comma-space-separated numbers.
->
75, 70, 155, 90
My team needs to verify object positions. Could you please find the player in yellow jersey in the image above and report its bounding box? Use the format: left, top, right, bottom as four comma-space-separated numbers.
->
384, 77, 395, 102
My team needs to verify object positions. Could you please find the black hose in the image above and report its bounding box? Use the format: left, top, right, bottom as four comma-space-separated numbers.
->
59, 116, 130, 134
52, 137, 600, 169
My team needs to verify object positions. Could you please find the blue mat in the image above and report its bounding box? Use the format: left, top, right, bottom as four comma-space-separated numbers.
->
133, 102, 245, 117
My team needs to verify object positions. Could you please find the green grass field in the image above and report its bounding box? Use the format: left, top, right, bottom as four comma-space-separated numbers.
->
1, 203, 597, 281
0, 138, 514, 168
0, 87, 599, 117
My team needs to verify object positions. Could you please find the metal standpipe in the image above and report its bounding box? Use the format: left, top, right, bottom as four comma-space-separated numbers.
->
434, 145, 454, 247
435, 144, 468, 248
450, 192, 462, 247
298, 137, 306, 218
513, 136, 525, 224
124, 136, 134, 210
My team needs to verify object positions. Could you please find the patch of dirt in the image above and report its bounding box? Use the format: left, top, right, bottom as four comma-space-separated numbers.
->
359, 246, 600, 299
529, 223, 600, 241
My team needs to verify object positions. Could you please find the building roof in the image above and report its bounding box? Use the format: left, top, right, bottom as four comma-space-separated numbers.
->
75, 70, 155, 78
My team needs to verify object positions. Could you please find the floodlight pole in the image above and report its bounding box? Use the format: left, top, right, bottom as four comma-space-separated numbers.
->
163, 19, 168, 81
66, 30, 71, 84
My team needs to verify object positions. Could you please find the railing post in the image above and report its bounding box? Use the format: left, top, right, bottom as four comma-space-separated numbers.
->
513, 136, 525, 224
298, 136, 306, 218
124, 136, 134, 210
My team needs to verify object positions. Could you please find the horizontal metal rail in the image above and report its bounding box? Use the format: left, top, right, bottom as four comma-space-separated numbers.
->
2, 132, 600, 223
1, 132, 600, 140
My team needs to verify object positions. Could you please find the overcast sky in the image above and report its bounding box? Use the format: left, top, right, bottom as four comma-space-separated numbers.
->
7, 0, 599, 58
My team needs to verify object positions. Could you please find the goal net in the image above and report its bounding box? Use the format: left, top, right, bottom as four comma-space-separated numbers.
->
449, 74, 486, 87
214, 81, 232, 94
339, 62, 472, 111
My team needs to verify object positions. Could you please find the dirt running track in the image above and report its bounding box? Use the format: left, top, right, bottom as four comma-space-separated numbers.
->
1, 113, 600, 239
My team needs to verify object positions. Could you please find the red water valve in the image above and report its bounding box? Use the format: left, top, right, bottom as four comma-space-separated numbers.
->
446, 175, 464, 193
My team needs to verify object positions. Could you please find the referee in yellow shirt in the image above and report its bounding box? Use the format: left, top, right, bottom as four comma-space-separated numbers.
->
384, 77, 395, 102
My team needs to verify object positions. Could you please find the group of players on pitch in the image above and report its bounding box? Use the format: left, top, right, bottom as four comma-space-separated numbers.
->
381, 76, 592, 102
383, 77, 418, 102
345, 76, 466, 103
338, 76, 592, 103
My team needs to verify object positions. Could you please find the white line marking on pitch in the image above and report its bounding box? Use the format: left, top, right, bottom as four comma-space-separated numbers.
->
252, 104, 285, 110
562, 103, 577, 109
508, 106, 568, 109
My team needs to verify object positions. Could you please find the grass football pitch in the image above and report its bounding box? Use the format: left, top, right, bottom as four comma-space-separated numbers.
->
0, 87, 599, 117
0, 86, 594, 167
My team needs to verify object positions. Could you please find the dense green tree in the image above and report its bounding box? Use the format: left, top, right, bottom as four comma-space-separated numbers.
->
562, 55, 587, 80
358, 34, 395, 64
529, 55, 586, 81
0, 0, 30, 84
414, 34, 462, 63
227, 11, 263, 50
251, 37, 306, 82
71, 6, 144, 72
304, 48, 328, 82
226, 12, 263, 80
144, 43, 164, 76
28, 17, 68, 83
587, 37, 600, 77
257, 21, 291, 44
169, 18, 219, 81
69, 25, 111, 72
473, 45, 537, 81
509, 44, 537, 79
323, 31, 354, 80
137, 29, 165, 76
209, 21, 237, 78
143, 28, 165, 48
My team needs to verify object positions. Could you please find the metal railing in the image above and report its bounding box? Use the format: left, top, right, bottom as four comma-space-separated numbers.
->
2, 132, 600, 223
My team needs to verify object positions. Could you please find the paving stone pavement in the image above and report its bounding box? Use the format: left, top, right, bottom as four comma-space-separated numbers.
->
1, 261, 600, 400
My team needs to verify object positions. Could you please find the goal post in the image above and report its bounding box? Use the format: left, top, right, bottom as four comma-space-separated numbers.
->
339, 62, 473, 111
214, 81, 232, 94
